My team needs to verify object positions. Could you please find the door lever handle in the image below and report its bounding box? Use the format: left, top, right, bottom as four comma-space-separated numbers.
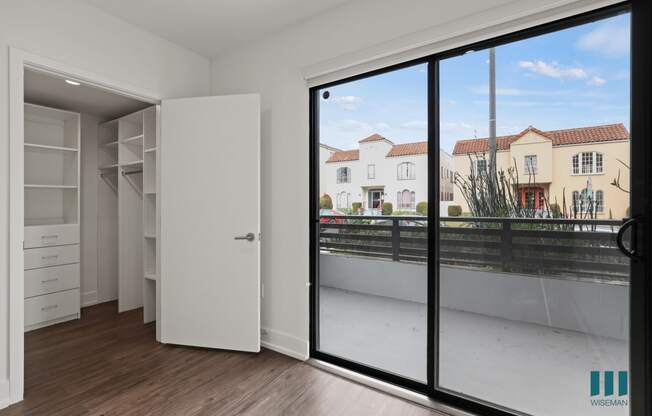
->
234, 232, 255, 242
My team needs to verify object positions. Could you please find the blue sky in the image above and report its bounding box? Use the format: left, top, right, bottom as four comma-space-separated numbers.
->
318, 12, 630, 153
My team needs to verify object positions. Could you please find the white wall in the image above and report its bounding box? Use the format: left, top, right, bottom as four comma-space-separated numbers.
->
0, 0, 211, 405
210, 0, 619, 359
80, 114, 101, 307
320, 254, 629, 340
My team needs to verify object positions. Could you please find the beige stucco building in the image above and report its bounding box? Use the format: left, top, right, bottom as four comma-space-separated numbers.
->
452, 124, 630, 218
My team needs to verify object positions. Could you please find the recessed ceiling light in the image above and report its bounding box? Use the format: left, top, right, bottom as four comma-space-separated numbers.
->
65, 79, 81, 86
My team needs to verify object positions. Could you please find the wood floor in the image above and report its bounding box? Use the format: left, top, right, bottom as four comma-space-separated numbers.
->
1, 302, 447, 416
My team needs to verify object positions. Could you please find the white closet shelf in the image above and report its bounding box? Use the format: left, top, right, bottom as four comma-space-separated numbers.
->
99, 163, 119, 170
25, 184, 78, 189
24, 143, 78, 152
144, 273, 157, 281
121, 134, 144, 145
144, 234, 156, 239
144, 147, 157, 153
102, 141, 119, 147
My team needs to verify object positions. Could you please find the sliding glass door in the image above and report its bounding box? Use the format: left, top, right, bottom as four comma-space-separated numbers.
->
312, 63, 430, 387
436, 8, 633, 416
311, 3, 651, 415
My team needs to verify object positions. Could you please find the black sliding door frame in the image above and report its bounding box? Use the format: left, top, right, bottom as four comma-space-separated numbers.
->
309, 2, 652, 415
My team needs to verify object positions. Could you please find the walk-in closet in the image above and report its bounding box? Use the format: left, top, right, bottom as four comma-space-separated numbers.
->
23, 68, 160, 337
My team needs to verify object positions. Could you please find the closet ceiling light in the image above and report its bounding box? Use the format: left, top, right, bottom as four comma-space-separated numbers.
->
65, 79, 81, 86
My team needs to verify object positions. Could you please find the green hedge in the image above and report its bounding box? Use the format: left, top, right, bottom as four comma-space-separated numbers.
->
352, 202, 362, 212
416, 201, 427, 216
448, 205, 462, 216
382, 202, 393, 215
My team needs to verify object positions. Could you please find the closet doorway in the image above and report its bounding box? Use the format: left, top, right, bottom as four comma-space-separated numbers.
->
8, 49, 262, 406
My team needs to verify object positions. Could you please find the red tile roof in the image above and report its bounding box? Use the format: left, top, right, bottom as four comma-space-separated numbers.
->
326, 149, 359, 163
358, 133, 393, 144
452, 124, 629, 155
324, 124, 629, 163
386, 141, 428, 157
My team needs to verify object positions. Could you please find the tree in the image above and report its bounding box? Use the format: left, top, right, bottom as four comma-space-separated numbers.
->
319, 194, 333, 209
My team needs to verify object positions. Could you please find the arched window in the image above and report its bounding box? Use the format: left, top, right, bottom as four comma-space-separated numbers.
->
336, 191, 350, 209
336, 167, 351, 183
397, 162, 416, 180
571, 152, 603, 175
397, 189, 416, 210
595, 190, 604, 213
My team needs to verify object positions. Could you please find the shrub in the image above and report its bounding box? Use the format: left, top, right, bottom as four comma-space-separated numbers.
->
416, 201, 428, 216
382, 202, 393, 215
352, 202, 362, 212
448, 205, 462, 217
549, 203, 562, 218
319, 194, 333, 209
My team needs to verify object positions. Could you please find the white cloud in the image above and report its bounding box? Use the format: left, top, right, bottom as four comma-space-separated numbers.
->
588, 76, 606, 87
400, 120, 427, 131
518, 60, 587, 80
330, 95, 363, 111
577, 23, 629, 57
375, 122, 391, 131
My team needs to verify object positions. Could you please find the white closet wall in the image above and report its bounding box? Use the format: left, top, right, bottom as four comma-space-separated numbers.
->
98, 120, 120, 303
80, 114, 101, 307
118, 113, 144, 312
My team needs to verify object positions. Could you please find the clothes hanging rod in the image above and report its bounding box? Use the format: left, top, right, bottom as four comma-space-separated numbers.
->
121, 169, 143, 176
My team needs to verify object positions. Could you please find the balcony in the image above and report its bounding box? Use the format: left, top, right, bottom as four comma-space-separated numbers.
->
318, 215, 629, 416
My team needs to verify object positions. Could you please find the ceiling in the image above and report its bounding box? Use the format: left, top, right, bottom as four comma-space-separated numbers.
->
83, 0, 353, 57
25, 69, 151, 120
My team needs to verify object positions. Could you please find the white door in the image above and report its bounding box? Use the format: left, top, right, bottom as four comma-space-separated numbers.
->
160, 94, 260, 352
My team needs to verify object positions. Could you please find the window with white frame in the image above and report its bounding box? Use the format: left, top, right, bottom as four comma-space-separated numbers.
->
397, 162, 416, 180
475, 159, 487, 175
397, 189, 416, 209
336, 167, 351, 183
524, 155, 537, 175
595, 190, 604, 212
367, 164, 375, 179
573, 152, 603, 175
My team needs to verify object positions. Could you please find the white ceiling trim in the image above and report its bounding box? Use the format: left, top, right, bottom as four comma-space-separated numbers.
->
302, 0, 622, 87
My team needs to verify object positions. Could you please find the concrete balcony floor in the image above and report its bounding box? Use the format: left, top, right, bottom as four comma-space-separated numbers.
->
318, 286, 628, 416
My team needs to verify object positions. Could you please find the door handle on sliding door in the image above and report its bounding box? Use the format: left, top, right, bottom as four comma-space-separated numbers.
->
234, 233, 255, 242
616, 217, 642, 259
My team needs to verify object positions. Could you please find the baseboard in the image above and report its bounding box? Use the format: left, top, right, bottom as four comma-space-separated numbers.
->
260, 327, 309, 361
81, 290, 98, 308
0, 379, 11, 410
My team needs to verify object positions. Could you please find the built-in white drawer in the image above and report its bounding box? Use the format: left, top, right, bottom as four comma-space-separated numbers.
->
24, 288, 80, 328
24, 263, 80, 298
24, 224, 79, 249
24, 245, 79, 270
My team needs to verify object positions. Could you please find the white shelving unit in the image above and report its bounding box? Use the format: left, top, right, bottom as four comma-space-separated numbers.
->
23, 103, 81, 331
142, 106, 160, 339
97, 105, 160, 339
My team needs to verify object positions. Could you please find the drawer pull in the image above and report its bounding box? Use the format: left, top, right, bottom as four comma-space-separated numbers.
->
41, 255, 58, 260
41, 305, 58, 311
41, 278, 59, 284
41, 235, 59, 239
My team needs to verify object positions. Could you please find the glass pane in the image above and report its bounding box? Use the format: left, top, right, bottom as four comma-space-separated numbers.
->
438, 11, 630, 415
316, 63, 428, 382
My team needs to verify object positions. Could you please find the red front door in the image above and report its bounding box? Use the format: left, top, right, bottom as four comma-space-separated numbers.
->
520, 187, 545, 210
